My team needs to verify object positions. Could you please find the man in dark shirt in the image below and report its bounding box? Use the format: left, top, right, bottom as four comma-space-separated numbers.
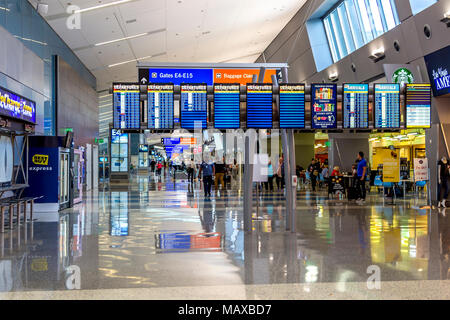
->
199, 160, 214, 197
356, 151, 368, 202
214, 157, 226, 190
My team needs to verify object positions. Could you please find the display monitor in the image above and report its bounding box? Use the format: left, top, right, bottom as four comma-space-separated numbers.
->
110, 129, 128, 172
406, 83, 432, 128
214, 83, 241, 129
279, 84, 305, 129
246, 83, 273, 129
148, 84, 174, 129
113, 83, 140, 129
0, 86, 36, 123
311, 84, 337, 129
374, 83, 401, 129
343, 83, 369, 129
180, 84, 207, 129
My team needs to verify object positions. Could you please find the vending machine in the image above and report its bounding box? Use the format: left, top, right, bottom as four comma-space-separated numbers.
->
25, 135, 73, 213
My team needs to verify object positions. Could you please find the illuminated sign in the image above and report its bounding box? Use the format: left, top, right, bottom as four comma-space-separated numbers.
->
406, 83, 432, 128
113, 83, 140, 129
374, 83, 400, 129
246, 83, 273, 129
424, 45, 450, 96
343, 83, 369, 129
32, 154, 49, 165
180, 84, 207, 129
311, 84, 337, 129
213, 69, 277, 85
279, 84, 305, 129
148, 84, 174, 129
0, 86, 36, 123
148, 68, 213, 85
214, 83, 240, 129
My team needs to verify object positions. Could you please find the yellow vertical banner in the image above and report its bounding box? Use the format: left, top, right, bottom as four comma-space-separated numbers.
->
383, 150, 400, 183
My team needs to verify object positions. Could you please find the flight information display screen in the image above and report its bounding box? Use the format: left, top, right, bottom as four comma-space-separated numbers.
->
180, 84, 208, 129
148, 84, 174, 129
374, 83, 401, 129
246, 83, 273, 129
113, 83, 140, 129
279, 84, 305, 128
311, 84, 337, 129
406, 83, 432, 128
343, 83, 369, 129
214, 83, 240, 129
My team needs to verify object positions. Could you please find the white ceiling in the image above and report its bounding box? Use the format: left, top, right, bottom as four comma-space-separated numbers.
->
29, 0, 307, 137
31, 0, 307, 92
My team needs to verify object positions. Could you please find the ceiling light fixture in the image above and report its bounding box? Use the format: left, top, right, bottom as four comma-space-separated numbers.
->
441, 11, 450, 27
95, 32, 148, 46
328, 72, 338, 82
74, 0, 133, 14
108, 55, 152, 68
369, 47, 385, 62
0, 6, 10, 11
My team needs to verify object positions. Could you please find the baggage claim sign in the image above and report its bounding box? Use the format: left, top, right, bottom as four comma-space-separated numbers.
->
0, 86, 36, 123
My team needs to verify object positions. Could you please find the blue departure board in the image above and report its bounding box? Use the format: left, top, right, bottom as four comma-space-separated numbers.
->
343, 83, 369, 129
311, 84, 337, 129
214, 83, 240, 129
148, 84, 174, 129
113, 83, 140, 129
279, 84, 305, 128
246, 83, 273, 129
180, 84, 207, 129
406, 83, 431, 128
374, 83, 400, 129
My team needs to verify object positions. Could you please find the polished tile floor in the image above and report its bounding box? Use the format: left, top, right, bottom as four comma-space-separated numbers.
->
1, 174, 449, 299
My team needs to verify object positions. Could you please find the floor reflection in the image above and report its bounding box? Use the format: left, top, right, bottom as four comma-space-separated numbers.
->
0, 174, 449, 292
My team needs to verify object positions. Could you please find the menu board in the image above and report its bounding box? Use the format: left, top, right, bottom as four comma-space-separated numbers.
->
148, 84, 174, 129
180, 84, 207, 129
311, 84, 337, 129
374, 83, 400, 129
279, 84, 305, 128
246, 83, 273, 129
406, 83, 432, 128
113, 83, 140, 129
214, 84, 240, 129
343, 83, 369, 129
0, 86, 36, 123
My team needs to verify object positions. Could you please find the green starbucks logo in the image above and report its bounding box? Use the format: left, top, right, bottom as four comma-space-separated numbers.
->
392, 68, 414, 85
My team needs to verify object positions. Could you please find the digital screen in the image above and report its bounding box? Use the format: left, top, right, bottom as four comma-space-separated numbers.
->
0, 86, 36, 123
214, 83, 240, 129
111, 129, 128, 172
406, 84, 431, 128
374, 83, 401, 129
311, 84, 337, 129
180, 84, 207, 129
148, 84, 174, 129
148, 68, 213, 85
279, 84, 305, 128
246, 83, 273, 129
343, 83, 369, 129
113, 83, 140, 129
139, 144, 149, 152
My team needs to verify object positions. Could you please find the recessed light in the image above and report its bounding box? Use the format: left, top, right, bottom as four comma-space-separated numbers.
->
74, 0, 132, 14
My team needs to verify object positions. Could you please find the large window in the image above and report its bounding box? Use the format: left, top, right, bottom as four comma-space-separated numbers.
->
409, 0, 437, 15
323, 0, 400, 62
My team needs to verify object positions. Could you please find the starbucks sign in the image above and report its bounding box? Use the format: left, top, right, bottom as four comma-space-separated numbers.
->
392, 68, 414, 85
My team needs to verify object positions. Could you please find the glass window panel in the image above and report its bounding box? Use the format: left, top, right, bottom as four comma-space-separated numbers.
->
344, 0, 365, 49
330, 10, 348, 59
368, 0, 385, 36
324, 17, 340, 62
337, 3, 356, 53
409, 0, 437, 15
381, 0, 397, 30
355, 0, 374, 42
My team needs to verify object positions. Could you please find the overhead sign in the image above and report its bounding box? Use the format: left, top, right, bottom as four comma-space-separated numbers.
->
342, 83, 369, 129
406, 83, 432, 128
424, 45, 450, 96
311, 84, 337, 129
180, 84, 208, 129
113, 83, 140, 129
0, 86, 36, 123
148, 84, 174, 129
213, 69, 277, 85
147, 68, 213, 85
180, 137, 197, 145
246, 83, 273, 129
214, 83, 240, 129
374, 83, 400, 129
279, 84, 305, 129
414, 158, 428, 182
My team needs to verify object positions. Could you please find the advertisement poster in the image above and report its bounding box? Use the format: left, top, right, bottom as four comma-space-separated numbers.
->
311, 84, 337, 129
383, 151, 400, 183
414, 158, 428, 182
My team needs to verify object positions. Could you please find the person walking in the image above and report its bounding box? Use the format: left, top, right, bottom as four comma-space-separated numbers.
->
265, 160, 274, 192
308, 159, 319, 191
356, 151, 368, 203
214, 157, 226, 191
199, 160, 214, 197
187, 158, 195, 184
276, 157, 285, 190
438, 157, 450, 207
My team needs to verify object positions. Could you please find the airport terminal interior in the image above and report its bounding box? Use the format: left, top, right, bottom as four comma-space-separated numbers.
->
0, 0, 450, 300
